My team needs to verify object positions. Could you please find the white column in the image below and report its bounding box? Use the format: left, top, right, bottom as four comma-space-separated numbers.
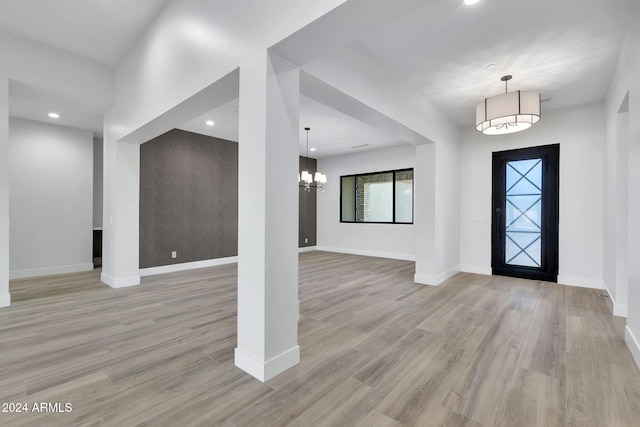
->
235, 50, 300, 382
615, 111, 629, 316
414, 143, 437, 285
627, 83, 640, 365
0, 76, 9, 307
100, 120, 140, 288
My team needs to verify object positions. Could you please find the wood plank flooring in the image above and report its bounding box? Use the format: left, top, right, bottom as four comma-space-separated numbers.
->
1, 251, 639, 426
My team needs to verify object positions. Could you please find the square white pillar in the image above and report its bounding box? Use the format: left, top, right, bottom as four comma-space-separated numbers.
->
0, 76, 9, 307
627, 77, 640, 366
414, 143, 438, 286
235, 50, 300, 382
100, 123, 141, 289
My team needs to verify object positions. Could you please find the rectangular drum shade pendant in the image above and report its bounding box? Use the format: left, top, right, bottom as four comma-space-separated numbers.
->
475, 75, 541, 135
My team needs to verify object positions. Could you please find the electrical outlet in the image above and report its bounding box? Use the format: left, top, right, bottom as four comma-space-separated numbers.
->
171, 251, 177, 259
304, 238, 308, 243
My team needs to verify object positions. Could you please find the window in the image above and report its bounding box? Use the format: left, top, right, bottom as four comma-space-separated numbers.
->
340, 168, 413, 224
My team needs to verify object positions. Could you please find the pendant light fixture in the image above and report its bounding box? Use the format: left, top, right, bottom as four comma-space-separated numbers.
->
475, 75, 541, 135
299, 127, 327, 192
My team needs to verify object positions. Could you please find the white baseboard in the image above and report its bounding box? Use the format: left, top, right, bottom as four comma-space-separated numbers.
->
0, 293, 10, 308
602, 281, 615, 314
460, 264, 492, 276
10, 263, 94, 280
298, 246, 317, 253
613, 301, 629, 318
603, 282, 628, 317
234, 345, 300, 382
414, 265, 460, 286
315, 245, 414, 261
414, 274, 438, 286
557, 275, 604, 290
625, 326, 640, 369
139, 256, 238, 277
100, 272, 140, 289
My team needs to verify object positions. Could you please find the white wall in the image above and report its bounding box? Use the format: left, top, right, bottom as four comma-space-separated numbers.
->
110, 0, 349, 141
460, 103, 605, 289
0, 30, 113, 108
0, 29, 113, 134
102, 0, 461, 286
0, 77, 9, 307
101, 0, 351, 288
304, 44, 461, 283
317, 144, 417, 260
605, 2, 640, 367
9, 118, 93, 278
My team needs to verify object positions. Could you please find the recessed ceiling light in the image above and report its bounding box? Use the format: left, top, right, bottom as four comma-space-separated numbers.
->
486, 63, 496, 70
206, 120, 215, 126
48, 112, 60, 119
310, 148, 316, 152
464, 0, 480, 5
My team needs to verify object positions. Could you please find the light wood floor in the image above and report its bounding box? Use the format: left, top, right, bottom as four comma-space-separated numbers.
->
1, 251, 639, 426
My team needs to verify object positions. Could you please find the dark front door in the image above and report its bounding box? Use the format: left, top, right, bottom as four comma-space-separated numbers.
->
492, 144, 559, 282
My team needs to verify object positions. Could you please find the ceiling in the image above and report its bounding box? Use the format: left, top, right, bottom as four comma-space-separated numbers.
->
298, 95, 405, 158
177, 95, 402, 159
0, 0, 172, 66
0, 0, 632, 154
177, 98, 239, 144
350, 0, 630, 126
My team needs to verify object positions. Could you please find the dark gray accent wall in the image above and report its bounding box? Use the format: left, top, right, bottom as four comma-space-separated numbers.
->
299, 156, 317, 247
140, 129, 238, 268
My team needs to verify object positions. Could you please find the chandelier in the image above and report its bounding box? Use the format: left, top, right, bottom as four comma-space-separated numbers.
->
299, 127, 327, 191
475, 75, 541, 135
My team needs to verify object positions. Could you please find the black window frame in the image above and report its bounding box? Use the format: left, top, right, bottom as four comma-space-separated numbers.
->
340, 168, 414, 224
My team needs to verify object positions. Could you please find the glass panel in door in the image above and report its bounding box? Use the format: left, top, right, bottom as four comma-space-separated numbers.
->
505, 159, 542, 267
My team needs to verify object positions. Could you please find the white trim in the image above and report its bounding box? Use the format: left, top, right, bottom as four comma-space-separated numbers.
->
557, 275, 604, 290
602, 281, 615, 314
100, 272, 140, 289
603, 282, 628, 317
613, 301, 629, 318
10, 263, 94, 280
460, 264, 492, 276
0, 293, 10, 308
139, 256, 238, 277
234, 345, 300, 382
298, 246, 317, 253
625, 326, 640, 369
315, 245, 414, 261
414, 266, 460, 286
414, 274, 438, 286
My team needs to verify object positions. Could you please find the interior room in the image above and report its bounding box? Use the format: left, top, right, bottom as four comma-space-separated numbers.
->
0, 0, 639, 425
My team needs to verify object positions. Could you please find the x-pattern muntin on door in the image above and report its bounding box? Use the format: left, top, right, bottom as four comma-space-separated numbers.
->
505, 158, 543, 267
